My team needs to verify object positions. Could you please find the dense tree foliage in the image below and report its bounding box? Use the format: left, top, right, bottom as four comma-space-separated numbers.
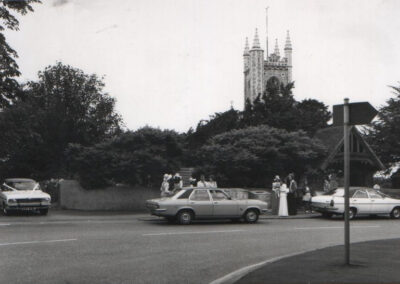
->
296, 99, 331, 135
367, 84, 400, 166
186, 108, 240, 150
196, 125, 327, 188
66, 127, 184, 188
0, 63, 122, 179
0, 0, 40, 108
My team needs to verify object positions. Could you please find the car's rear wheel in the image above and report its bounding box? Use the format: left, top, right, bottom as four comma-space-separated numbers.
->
390, 207, 400, 219
177, 210, 193, 225
39, 208, 48, 216
244, 209, 259, 223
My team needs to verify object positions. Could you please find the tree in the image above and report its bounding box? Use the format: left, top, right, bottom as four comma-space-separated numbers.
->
367, 83, 400, 166
242, 81, 299, 131
0, 62, 122, 179
296, 99, 331, 135
196, 125, 327, 188
186, 108, 240, 150
0, 0, 40, 108
66, 127, 184, 188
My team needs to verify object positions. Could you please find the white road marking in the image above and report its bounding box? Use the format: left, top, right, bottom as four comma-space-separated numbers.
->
295, 225, 380, 230
0, 238, 77, 247
143, 229, 245, 236
0, 223, 10, 226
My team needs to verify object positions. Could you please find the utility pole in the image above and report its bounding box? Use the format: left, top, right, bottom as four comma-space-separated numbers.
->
343, 98, 350, 265
266, 7, 269, 59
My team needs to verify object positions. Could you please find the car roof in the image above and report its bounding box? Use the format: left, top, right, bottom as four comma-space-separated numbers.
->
4, 178, 36, 183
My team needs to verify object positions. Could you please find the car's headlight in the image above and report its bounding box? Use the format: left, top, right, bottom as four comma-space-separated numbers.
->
7, 199, 17, 204
42, 198, 51, 203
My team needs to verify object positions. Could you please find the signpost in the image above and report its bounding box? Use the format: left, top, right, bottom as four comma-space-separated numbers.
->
332, 99, 378, 265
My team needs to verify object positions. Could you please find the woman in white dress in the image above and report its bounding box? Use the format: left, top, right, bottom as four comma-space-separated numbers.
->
278, 183, 289, 217
160, 174, 171, 197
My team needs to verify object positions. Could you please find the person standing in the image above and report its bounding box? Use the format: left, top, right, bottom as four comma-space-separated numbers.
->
189, 176, 197, 188
278, 182, 289, 217
271, 175, 281, 215
197, 175, 208, 187
172, 173, 183, 193
302, 183, 312, 213
208, 175, 217, 188
287, 173, 298, 215
160, 174, 171, 197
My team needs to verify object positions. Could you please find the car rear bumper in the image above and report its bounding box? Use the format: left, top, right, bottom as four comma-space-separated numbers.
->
5, 204, 50, 211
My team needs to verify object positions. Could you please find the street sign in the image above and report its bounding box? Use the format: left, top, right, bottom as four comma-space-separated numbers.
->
333, 102, 378, 126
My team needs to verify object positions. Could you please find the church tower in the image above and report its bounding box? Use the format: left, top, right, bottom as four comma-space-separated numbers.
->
243, 9, 293, 105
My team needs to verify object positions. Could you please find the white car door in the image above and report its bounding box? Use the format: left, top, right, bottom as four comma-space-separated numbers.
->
351, 189, 371, 214
368, 190, 391, 214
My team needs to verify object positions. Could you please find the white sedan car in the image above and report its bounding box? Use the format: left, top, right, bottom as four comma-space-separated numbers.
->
311, 187, 400, 219
0, 178, 51, 215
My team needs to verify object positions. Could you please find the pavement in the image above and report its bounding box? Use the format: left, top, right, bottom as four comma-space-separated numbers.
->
236, 238, 400, 284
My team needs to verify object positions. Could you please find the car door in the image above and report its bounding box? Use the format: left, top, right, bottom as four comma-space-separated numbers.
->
367, 189, 389, 214
210, 189, 239, 217
351, 189, 371, 214
188, 189, 213, 217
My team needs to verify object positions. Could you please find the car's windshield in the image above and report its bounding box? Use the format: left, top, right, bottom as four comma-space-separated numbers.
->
5, 181, 39, 191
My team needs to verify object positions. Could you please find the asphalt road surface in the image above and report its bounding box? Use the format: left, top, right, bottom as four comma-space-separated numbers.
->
1, 211, 400, 284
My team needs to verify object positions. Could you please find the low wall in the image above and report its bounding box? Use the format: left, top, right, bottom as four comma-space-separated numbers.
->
59, 180, 159, 211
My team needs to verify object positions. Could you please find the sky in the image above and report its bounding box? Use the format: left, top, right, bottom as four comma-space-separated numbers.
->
5, 0, 400, 132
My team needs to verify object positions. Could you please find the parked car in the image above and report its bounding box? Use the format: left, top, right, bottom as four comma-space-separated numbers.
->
311, 187, 400, 219
0, 178, 51, 215
146, 187, 268, 224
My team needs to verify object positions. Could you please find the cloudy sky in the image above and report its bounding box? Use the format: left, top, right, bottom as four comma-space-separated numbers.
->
5, 0, 400, 132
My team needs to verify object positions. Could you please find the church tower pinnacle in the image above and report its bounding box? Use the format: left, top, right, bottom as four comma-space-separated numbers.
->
284, 30, 292, 82
274, 39, 280, 58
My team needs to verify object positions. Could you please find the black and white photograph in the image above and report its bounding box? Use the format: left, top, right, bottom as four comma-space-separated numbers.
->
1, 0, 400, 283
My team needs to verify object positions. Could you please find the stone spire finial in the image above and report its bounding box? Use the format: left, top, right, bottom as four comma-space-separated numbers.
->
285, 30, 292, 50
252, 28, 261, 49
243, 37, 250, 55
274, 38, 280, 57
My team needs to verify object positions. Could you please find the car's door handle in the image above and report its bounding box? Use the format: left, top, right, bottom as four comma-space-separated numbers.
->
190, 202, 195, 204
213, 202, 219, 205
353, 199, 357, 202
371, 200, 375, 202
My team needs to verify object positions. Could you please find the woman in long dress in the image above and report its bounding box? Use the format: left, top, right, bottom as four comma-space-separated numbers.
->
279, 183, 289, 217
271, 175, 281, 215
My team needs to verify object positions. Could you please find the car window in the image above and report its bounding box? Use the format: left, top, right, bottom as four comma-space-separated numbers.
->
177, 189, 193, 199
210, 190, 229, 201
190, 190, 210, 201
353, 190, 368, 199
368, 191, 383, 199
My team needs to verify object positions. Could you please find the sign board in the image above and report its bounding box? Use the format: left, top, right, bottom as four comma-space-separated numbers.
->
333, 102, 378, 126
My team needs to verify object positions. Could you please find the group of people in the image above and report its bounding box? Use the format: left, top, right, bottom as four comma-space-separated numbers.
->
160, 173, 183, 197
271, 173, 312, 217
160, 173, 217, 197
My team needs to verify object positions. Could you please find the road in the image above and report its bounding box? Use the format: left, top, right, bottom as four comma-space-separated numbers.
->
1, 211, 400, 284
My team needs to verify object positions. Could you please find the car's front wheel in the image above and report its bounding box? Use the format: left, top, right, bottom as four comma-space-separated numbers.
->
348, 208, 356, 220
177, 210, 193, 225
390, 207, 400, 219
244, 209, 259, 223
